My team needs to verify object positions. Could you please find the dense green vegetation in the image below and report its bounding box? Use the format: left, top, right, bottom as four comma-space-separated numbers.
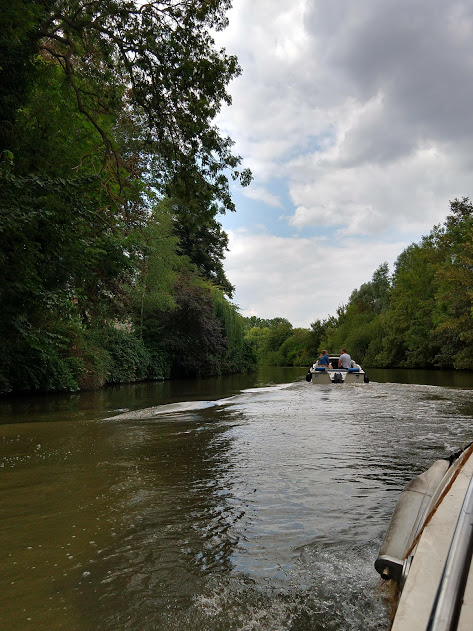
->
245, 198, 473, 370
242, 317, 319, 367
0, 0, 255, 394
318, 198, 473, 369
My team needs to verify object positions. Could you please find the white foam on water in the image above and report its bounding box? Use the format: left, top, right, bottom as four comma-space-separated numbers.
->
105, 399, 220, 420
105, 382, 295, 421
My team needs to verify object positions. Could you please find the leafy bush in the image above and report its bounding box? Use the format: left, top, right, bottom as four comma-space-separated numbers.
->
0, 329, 82, 394
88, 327, 151, 384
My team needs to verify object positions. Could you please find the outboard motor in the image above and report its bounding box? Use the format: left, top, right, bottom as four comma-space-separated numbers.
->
332, 372, 343, 384
364, 374, 370, 383
305, 371, 312, 382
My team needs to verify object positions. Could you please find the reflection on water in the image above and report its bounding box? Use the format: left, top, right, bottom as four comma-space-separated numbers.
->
366, 367, 473, 389
2, 368, 473, 630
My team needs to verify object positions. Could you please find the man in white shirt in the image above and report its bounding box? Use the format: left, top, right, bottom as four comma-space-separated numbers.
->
338, 349, 351, 369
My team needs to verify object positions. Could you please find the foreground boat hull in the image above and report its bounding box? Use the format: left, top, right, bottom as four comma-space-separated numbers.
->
375, 443, 473, 630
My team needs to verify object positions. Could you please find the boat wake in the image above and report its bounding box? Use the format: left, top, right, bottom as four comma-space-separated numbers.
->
105, 383, 294, 421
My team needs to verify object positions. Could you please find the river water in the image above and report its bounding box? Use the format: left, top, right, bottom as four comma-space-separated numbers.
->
2, 367, 473, 631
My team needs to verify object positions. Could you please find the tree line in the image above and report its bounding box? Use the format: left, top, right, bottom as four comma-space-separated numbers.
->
244, 198, 473, 371
0, 0, 255, 394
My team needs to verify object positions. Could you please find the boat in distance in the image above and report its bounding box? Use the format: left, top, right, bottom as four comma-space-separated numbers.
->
375, 442, 473, 630
305, 354, 369, 384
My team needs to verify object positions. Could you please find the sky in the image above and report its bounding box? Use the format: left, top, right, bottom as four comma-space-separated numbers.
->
212, 0, 473, 328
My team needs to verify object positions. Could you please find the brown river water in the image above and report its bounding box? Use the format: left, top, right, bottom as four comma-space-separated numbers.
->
2, 367, 473, 630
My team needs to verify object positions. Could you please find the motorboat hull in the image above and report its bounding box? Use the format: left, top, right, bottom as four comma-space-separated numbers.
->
309, 368, 368, 384
375, 443, 473, 630
307, 354, 369, 384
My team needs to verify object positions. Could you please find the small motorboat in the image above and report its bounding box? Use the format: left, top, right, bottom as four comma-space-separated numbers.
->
306, 355, 369, 384
375, 442, 473, 630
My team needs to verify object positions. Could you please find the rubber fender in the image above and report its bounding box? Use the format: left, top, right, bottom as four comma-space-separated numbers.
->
375, 459, 450, 581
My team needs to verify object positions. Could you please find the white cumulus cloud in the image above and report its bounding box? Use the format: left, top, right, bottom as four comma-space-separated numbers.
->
225, 230, 408, 328
216, 0, 473, 324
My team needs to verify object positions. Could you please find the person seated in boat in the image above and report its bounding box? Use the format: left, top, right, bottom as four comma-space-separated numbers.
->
338, 349, 351, 369
316, 350, 331, 370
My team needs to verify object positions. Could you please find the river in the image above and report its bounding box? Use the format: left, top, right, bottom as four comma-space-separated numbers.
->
2, 367, 473, 630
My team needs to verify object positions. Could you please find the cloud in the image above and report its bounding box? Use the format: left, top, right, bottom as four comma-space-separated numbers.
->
219, 0, 473, 211
215, 0, 473, 324
225, 230, 408, 328
242, 185, 283, 208
287, 144, 456, 236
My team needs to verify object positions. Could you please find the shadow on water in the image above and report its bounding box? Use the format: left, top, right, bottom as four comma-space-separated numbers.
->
366, 367, 473, 389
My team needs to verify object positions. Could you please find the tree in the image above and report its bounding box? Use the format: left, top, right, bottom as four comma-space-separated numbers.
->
151, 273, 228, 377
432, 198, 473, 368
243, 318, 294, 365
32, 0, 251, 203
244, 326, 272, 364
132, 200, 181, 340
349, 262, 391, 314
320, 265, 392, 365
0, 0, 253, 392
279, 328, 317, 366
0, 0, 50, 154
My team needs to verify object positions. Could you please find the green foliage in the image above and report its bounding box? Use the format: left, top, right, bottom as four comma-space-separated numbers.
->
377, 242, 440, 367
34, 0, 252, 204
244, 327, 272, 364
166, 170, 237, 296
211, 288, 257, 372
348, 262, 391, 314
147, 273, 227, 377
243, 317, 322, 368
88, 327, 151, 384
315, 200, 473, 370
6, 2, 472, 389
432, 198, 473, 368
0, 0, 49, 153
1, 332, 82, 394
132, 201, 182, 338
0, 0, 256, 394
279, 328, 318, 366
244, 318, 295, 365
320, 264, 393, 365
310, 318, 329, 348
0, 311, 84, 394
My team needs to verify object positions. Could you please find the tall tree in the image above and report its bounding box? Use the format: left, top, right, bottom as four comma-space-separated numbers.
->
33, 0, 251, 199
432, 198, 473, 368
0, 0, 253, 392
0, 0, 51, 154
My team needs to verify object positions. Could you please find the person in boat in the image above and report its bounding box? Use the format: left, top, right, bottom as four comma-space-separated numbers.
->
338, 349, 351, 369
316, 350, 331, 370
